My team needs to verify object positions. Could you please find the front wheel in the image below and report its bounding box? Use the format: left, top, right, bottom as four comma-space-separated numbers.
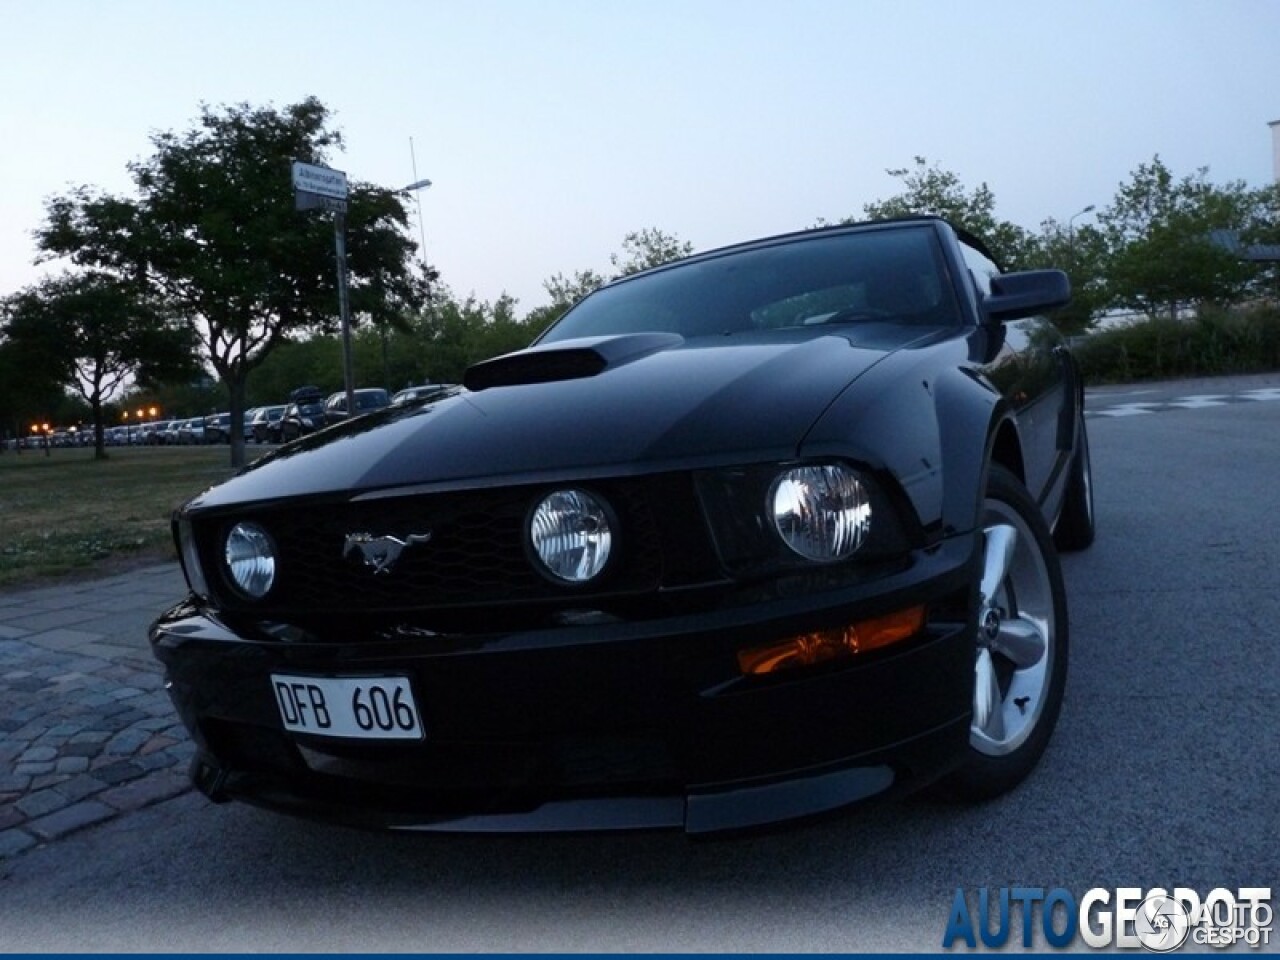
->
943, 465, 1069, 800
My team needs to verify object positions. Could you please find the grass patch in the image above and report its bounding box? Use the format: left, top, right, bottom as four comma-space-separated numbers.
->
0, 446, 240, 588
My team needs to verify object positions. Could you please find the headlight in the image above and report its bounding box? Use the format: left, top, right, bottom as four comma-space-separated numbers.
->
771, 464, 872, 561
529, 489, 613, 583
224, 522, 276, 598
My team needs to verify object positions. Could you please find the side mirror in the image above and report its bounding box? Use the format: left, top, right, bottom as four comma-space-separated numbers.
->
984, 269, 1071, 322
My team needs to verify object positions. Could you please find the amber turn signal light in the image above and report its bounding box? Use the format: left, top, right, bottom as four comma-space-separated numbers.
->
737, 605, 926, 676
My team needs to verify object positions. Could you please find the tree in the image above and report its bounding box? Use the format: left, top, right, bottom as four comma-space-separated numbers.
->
2, 272, 195, 458
1098, 156, 1259, 319
609, 228, 695, 276
0, 336, 69, 451
1243, 181, 1280, 298
1022, 219, 1109, 335
418, 292, 541, 382
525, 268, 611, 332
244, 335, 344, 405
543, 269, 610, 311
35, 97, 426, 467
859, 157, 1034, 268
526, 229, 695, 332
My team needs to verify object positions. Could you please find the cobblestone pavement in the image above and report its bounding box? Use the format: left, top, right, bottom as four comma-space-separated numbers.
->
0, 564, 192, 860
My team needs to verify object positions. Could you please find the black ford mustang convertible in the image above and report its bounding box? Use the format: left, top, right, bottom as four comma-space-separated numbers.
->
151, 216, 1094, 834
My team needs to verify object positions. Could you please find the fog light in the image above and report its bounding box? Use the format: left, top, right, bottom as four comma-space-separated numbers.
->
529, 489, 613, 583
737, 605, 926, 676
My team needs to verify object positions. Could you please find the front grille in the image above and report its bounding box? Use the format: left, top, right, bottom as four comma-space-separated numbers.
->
203, 481, 670, 615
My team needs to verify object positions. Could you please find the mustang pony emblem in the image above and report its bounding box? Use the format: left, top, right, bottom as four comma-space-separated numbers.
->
343, 532, 432, 575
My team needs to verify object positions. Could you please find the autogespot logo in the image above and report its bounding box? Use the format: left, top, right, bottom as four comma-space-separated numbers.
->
1134, 895, 1191, 953
941, 886, 1273, 951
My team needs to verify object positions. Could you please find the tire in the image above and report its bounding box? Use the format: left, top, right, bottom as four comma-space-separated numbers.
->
1054, 413, 1095, 551
942, 464, 1069, 801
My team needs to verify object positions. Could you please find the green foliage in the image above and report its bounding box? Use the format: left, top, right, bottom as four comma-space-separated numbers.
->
859, 157, 1034, 267
241, 288, 546, 401
1098, 156, 1261, 319
609, 228, 695, 277
1021, 221, 1109, 336
542, 268, 610, 313
118, 379, 221, 422
1074, 305, 1280, 383
0, 338, 80, 443
527, 228, 696, 335
414, 293, 542, 382
245, 336, 343, 403
2, 272, 196, 456
34, 97, 425, 466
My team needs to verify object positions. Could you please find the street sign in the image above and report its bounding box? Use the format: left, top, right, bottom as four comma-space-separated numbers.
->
295, 191, 348, 214
291, 161, 348, 201
291, 159, 356, 420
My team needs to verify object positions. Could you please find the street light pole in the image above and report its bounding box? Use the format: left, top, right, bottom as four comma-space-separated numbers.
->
333, 210, 356, 417
1067, 204, 1095, 248
398, 166, 433, 389
407, 137, 433, 302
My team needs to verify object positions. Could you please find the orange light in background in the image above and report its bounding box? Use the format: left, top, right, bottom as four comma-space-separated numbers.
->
737, 605, 927, 677
148, 406, 158, 418
136, 408, 144, 419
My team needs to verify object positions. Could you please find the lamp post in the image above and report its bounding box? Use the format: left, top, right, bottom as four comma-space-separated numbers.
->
376, 176, 433, 388
407, 136, 433, 304
402, 174, 433, 295
1067, 204, 1095, 248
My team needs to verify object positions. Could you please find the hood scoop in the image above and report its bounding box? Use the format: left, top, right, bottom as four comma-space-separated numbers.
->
464, 332, 684, 391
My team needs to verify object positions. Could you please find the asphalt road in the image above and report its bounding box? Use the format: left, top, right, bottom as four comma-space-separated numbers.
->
2, 374, 1278, 953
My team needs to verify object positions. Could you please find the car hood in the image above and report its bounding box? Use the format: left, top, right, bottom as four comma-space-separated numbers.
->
189, 327, 935, 510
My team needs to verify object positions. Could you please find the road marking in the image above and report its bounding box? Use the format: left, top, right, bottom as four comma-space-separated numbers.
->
1092, 403, 1159, 418
1087, 386, 1280, 418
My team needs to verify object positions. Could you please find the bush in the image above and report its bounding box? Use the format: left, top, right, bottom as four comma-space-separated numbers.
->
1074, 304, 1280, 383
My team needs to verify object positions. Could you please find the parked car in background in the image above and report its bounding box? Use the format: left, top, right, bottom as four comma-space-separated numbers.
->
324, 387, 390, 426
140, 420, 171, 445
278, 390, 327, 443
161, 421, 184, 445
390, 383, 458, 407
203, 413, 232, 444
250, 405, 286, 444
241, 408, 262, 443
176, 417, 205, 446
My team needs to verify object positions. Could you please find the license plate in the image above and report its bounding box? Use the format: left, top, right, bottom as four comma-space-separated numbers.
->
270, 674, 424, 740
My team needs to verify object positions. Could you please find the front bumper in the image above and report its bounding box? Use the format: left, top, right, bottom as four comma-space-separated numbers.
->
151, 535, 979, 834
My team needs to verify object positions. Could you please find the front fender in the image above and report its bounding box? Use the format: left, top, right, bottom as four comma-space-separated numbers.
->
799, 344, 1012, 543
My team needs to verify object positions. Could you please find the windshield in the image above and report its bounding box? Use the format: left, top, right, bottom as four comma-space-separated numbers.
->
541, 225, 960, 344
